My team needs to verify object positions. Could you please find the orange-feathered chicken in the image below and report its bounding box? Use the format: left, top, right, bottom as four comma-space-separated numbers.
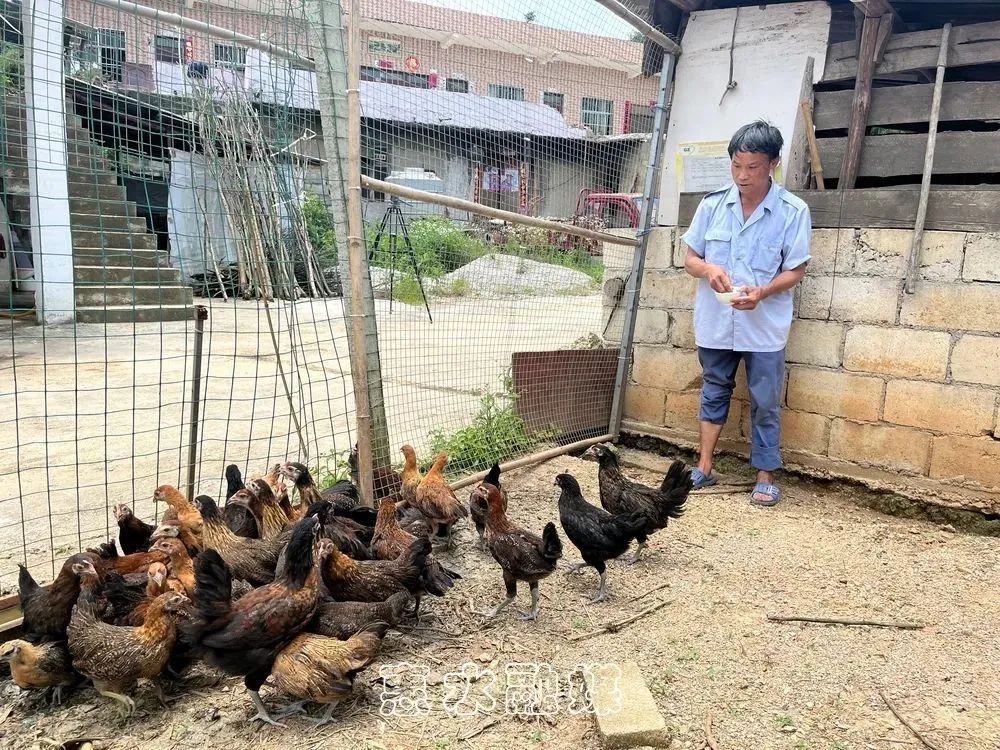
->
149, 537, 197, 598
413, 452, 468, 546
400, 444, 422, 506
269, 627, 382, 727
0, 639, 80, 704
245, 479, 290, 539
473, 482, 562, 621
154, 485, 203, 550
470, 463, 507, 551
68, 566, 189, 719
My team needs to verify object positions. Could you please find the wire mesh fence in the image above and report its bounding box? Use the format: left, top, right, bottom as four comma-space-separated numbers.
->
0, 0, 669, 592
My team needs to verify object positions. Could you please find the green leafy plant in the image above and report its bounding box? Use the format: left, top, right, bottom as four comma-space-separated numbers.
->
312, 448, 352, 489
0, 45, 23, 94
368, 216, 485, 279
302, 192, 338, 269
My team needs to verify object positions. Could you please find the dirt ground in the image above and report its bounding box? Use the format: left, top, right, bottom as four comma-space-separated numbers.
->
1, 451, 998, 750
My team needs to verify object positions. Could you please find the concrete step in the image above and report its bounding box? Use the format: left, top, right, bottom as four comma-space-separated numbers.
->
74, 248, 167, 267
3, 165, 118, 184
3, 179, 127, 200
72, 229, 157, 250
74, 265, 183, 285
2, 139, 104, 160
75, 284, 193, 308
9, 195, 137, 216
72, 213, 148, 232
75, 304, 194, 324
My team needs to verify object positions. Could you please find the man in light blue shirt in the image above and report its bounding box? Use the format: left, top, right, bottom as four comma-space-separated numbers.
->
681, 121, 812, 506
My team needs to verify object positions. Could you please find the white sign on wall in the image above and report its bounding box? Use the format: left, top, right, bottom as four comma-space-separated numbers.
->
658, 2, 831, 225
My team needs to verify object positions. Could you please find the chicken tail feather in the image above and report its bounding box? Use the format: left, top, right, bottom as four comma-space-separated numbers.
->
657, 460, 692, 520
421, 557, 456, 596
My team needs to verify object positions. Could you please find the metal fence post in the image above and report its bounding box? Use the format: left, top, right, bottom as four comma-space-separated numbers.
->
609, 51, 677, 439
185, 305, 209, 501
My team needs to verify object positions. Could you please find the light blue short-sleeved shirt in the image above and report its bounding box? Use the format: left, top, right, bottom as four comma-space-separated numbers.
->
682, 180, 812, 353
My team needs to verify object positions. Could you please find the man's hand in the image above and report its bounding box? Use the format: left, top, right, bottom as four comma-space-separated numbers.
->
732, 286, 766, 311
703, 263, 733, 293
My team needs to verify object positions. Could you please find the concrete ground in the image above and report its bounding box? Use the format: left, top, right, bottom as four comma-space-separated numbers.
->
0, 293, 603, 590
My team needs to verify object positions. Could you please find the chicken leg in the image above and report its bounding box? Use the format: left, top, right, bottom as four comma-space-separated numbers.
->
274, 700, 309, 718
519, 583, 541, 621
249, 689, 287, 728
97, 689, 136, 720
564, 562, 587, 575
588, 570, 609, 604
305, 701, 341, 728
627, 541, 646, 565
483, 595, 516, 618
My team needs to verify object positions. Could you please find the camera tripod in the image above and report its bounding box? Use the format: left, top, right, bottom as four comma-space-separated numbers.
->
368, 197, 433, 322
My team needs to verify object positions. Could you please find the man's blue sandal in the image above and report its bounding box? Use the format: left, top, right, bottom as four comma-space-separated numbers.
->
750, 483, 780, 506
691, 468, 718, 489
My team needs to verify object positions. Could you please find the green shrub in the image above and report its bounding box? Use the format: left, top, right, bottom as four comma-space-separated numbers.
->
302, 192, 338, 268
369, 216, 485, 278
0, 45, 23, 93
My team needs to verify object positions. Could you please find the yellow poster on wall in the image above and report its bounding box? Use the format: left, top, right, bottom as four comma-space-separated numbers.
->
676, 141, 784, 194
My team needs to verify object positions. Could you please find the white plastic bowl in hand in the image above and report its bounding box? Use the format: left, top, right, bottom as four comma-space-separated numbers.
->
715, 287, 748, 305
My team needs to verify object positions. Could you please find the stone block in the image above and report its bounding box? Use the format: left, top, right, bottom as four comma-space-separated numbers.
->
853, 228, 909, 277
673, 230, 688, 268
667, 310, 696, 349
797, 275, 834, 319
843, 326, 951, 380
929, 435, 1000, 490
781, 409, 830, 456
962, 232, 1000, 282
900, 282, 1000, 334
663, 389, 742, 440
918, 231, 965, 282
633, 308, 671, 344
786, 367, 884, 422
829, 277, 900, 324
586, 661, 671, 749
638, 270, 697, 310
808, 228, 852, 275
623, 384, 666, 424
950, 335, 1000, 387
644, 227, 675, 271
786, 319, 844, 367
829, 419, 931, 474
883, 380, 996, 435
632, 346, 702, 391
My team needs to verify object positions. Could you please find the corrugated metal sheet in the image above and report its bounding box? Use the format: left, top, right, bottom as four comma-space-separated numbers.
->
360, 81, 587, 139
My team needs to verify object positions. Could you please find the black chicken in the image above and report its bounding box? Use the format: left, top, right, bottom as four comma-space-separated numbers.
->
469, 463, 507, 551
555, 473, 646, 602
225, 464, 246, 501
583, 445, 691, 563
114, 505, 155, 555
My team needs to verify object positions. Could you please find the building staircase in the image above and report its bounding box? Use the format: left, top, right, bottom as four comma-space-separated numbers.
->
1, 97, 192, 323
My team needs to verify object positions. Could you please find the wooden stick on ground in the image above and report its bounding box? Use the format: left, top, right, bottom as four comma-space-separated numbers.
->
767, 614, 925, 630
569, 598, 673, 642
702, 711, 720, 750
880, 690, 945, 750
625, 581, 671, 604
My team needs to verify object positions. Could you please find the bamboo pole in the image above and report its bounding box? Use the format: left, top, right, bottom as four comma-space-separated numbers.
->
448, 433, 613, 492
904, 23, 951, 295
344, 0, 375, 508
800, 98, 825, 190
362, 177, 640, 248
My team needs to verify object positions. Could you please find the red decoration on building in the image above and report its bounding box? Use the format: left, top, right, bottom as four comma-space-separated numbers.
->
519, 162, 529, 213
623, 100, 632, 135
185, 36, 193, 65
428, 69, 439, 88
377, 58, 395, 69
404, 55, 420, 72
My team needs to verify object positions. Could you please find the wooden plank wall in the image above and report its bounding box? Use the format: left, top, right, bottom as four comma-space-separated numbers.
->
677, 189, 1000, 233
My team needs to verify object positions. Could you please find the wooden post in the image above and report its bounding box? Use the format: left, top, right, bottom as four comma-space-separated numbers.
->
838, 12, 886, 188
801, 98, 825, 190
307, 0, 387, 507
785, 57, 816, 190
904, 23, 952, 295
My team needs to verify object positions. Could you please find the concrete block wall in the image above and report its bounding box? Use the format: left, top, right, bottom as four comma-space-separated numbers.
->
605, 227, 1000, 514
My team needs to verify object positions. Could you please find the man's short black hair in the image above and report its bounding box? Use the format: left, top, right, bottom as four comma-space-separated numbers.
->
728, 120, 783, 160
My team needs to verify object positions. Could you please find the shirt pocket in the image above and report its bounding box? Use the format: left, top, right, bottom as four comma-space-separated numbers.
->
703, 228, 731, 265
750, 241, 783, 281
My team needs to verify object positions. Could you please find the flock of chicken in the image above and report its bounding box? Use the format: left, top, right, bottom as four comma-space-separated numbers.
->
1, 442, 693, 728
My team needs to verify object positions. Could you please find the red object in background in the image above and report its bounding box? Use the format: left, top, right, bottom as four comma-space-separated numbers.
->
429, 69, 439, 88
377, 58, 395, 69
623, 100, 632, 135
185, 36, 193, 65
404, 55, 420, 72
519, 162, 528, 213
